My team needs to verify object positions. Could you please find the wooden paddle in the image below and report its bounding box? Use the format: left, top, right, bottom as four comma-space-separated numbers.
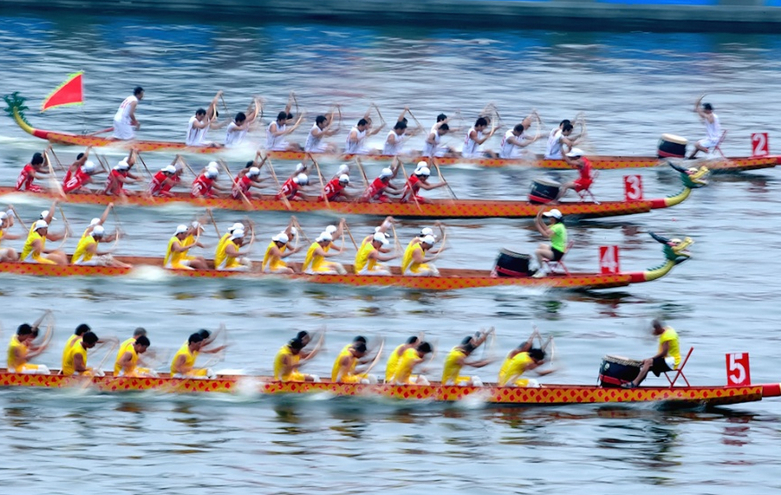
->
8, 205, 27, 231
292, 217, 310, 244
265, 158, 293, 211
206, 208, 221, 238
220, 159, 253, 210
363, 338, 385, 376
398, 160, 422, 213
136, 153, 154, 179
390, 222, 402, 255
48, 147, 66, 172
44, 150, 66, 198
308, 153, 330, 208
431, 156, 457, 200
343, 221, 359, 250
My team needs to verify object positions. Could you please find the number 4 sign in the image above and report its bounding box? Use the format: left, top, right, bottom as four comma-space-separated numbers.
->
751, 133, 769, 157
726, 353, 751, 386
599, 246, 620, 274
624, 175, 643, 201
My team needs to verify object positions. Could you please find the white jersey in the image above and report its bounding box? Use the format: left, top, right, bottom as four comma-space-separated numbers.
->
345, 126, 367, 154
186, 116, 208, 146
462, 127, 483, 158
112, 95, 138, 140
500, 129, 530, 159
305, 124, 326, 153
382, 130, 406, 156
266, 122, 288, 151
423, 131, 440, 157
545, 128, 564, 159
225, 122, 247, 147
705, 113, 721, 141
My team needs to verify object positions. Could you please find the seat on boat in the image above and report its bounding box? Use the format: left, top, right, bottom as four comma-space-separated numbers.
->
665, 347, 693, 387
576, 170, 599, 203
713, 130, 728, 158
542, 240, 574, 276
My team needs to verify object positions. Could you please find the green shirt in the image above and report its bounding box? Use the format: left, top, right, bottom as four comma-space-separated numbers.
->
550, 222, 567, 253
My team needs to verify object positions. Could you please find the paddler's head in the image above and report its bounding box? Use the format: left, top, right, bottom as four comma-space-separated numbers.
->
562, 123, 574, 136
415, 165, 431, 183
461, 335, 476, 355
406, 336, 420, 346
134, 335, 150, 355
16, 323, 35, 344
75, 323, 91, 336
276, 111, 288, 124
0, 211, 8, 228
338, 174, 350, 186
357, 118, 369, 131
393, 120, 407, 135
651, 319, 666, 335
174, 224, 189, 240
231, 228, 245, 246
351, 342, 368, 358
189, 221, 204, 236
528, 348, 546, 363
234, 112, 247, 125
296, 331, 311, 346
416, 341, 433, 358
82, 160, 96, 175
379, 168, 393, 183
248, 167, 261, 180
272, 232, 289, 248
437, 123, 450, 136
513, 123, 526, 136
702, 103, 713, 114
372, 232, 389, 250
133, 327, 147, 338
31, 152, 44, 169
82, 331, 99, 349
288, 338, 305, 355
316, 232, 332, 247
198, 329, 211, 340
162, 165, 177, 177
474, 117, 488, 131
195, 108, 207, 121
353, 336, 367, 345
316, 115, 328, 129
133, 86, 144, 101
32, 220, 48, 236
436, 113, 447, 123
420, 235, 436, 251
187, 332, 204, 351
559, 119, 571, 129
542, 209, 563, 225
91, 225, 105, 241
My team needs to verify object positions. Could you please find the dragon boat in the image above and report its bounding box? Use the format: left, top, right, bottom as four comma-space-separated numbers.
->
0, 165, 709, 220
0, 369, 777, 408
5, 93, 778, 172
0, 235, 693, 291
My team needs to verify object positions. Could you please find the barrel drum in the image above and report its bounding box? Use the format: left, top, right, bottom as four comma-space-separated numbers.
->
598, 355, 642, 388
493, 249, 532, 278
657, 134, 688, 158
529, 178, 561, 204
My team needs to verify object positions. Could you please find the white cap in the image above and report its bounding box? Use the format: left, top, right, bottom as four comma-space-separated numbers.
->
338, 174, 350, 184
421, 235, 436, 246
205, 169, 219, 179
373, 232, 390, 246
191, 221, 203, 231
39, 210, 55, 220
89, 218, 101, 227
543, 209, 563, 220
82, 160, 95, 173
417, 161, 429, 169
316, 232, 333, 242
33, 220, 48, 231
162, 165, 177, 174
420, 227, 434, 237
175, 224, 189, 235
230, 229, 245, 240
379, 168, 393, 178
325, 225, 338, 235
248, 167, 260, 177
293, 173, 308, 185
0, 212, 7, 222
338, 164, 350, 175
567, 148, 585, 158
290, 226, 297, 236
207, 161, 219, 169
229, 222, 244, 233
91, 225, 105, 236
116, 159, 129, 170
295, 162, 307, 173
416, 166, 431, 176
272, 233, 289, 243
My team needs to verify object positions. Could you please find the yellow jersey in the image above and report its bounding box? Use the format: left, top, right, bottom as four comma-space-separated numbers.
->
393, 347, 420, 384
63, 341, 88, 376
302, 241, 330, 273
385, 344, 405, 382
114, 337, 136, 375
262, 241, 287, 271
441, 347, 466, 384
331, 344, 356, 382
354, 242, 376, 274
215, 238, 240, 270
115, 343, 139, 376
273, 345, 300, 381
164, 236, 189, 268
498, 352, 533, 386
659, 327, 681, 368
216, 232, 231, 258
71, 235, 98, 264
170, 343, 198, 375
401, 240, 418, 273
62, 334, 81, 370
7, 335, 28, 372
20, 231, 47, 263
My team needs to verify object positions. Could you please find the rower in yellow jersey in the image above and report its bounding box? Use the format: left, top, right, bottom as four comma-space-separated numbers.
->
20, 220, 68, 265
302, 232, 346, 275
182, 221, 208, 269
385, 336, 419, 383
401, 234, 440, 276
0, 210, 21, 262
392, 341, 433, 385
62, 324, 92, 370
354, 233, 396, 275
217, 222, 246, 255
359, 216, 395, 247
7, 324, 50, 374
441, 329, 493, 386
624, 319, 682, 388
273, 335, 322, 382
498, 347, 551, 387
115, 335, 151, 377
70, 225, 132, 268
262, 230, 301, 274
114, 328, 150, 375
164, 224, 206, 270
170, 332, 215, 378
331, 336, 376, 383
62, 331, 100, 376
215, 228, 251, 271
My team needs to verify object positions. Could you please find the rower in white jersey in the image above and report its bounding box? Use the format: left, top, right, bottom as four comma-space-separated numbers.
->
112, 87, 144, 140
185, 91, 223, 147
499, 113, 540, 159
689, 97, 723, 159
266, 106, 304, 152
345, 106, 386, 155
544, 119, 580, 159
305, 111, 339, 153
462, 117, 498, 158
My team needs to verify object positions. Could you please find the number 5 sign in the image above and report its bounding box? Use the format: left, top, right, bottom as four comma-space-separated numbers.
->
624, 175, 643, 201
751, 133, 769, 157
726, 353, 751, 386
599, 246, 620, 274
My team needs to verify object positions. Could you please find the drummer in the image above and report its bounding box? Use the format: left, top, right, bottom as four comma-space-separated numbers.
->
688, 98, 722, 159
556, 148, 594, 200
622, 319, 681, 388
532, 208, 567, 278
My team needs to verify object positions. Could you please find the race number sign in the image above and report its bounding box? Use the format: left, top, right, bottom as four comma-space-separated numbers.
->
623, 175, 643, 201
726, 353, 751, 386
751, 133, 769, 157
598, 246, 620, 274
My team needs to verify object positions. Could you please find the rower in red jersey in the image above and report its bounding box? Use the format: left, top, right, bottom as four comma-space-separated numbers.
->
400, 161, 447, 203
191, 162, 227, 198
557, 148, 595, 201
277, 173, 310, 201
16, 152, 50, 193
63, 160, 99, 194
361, 167, 402, 203
149, 164, 181, 197
318, 174, 353, 202
232, 166, 264, 199
62, 147, 91, 186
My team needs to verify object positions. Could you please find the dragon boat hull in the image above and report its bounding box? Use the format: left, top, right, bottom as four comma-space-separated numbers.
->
0, 370, 777, 407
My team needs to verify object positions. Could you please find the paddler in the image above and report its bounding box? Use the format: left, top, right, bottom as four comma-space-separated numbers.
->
689, 98, 723, 159
104, 152, 142, 196
462, 117, 498, 159
544, 120, 580, 159
622, 319, 682, 388
20, 219, 67, 265
556, 148, 594, 200
170, 332, 216, 378
114, 327, 147, 375
185, 91, 222, 146
532, 208, 567, 278
273, 336, 322, 382
441, 329, 494, 386
149, 163, 182, 197
16, 151, 50, 193
164, 224, 208, 270
345, 115, 384, 155
224, 98, 261, 148
232, 166, 264, 200
497, 346, 551, 387
318, 174, 354, 202
401, 228, 443, 276
266, 110, 304, 152
499, 117, 538, 159
359, 216, 395, 248
261, 225, 302, 274
382, 108, 415, 156
63, 147, 90, 186
112, 86, 144, 140
302, 227, 346, 275
215, 227, 251, 271
385, 336, 420, 383
400, 162, 447, 204
7, 320, 51, 374
423, 122, 455, 158
360, 166, 403, 203
192, 163, 228, 198
331, 338, 377, 384
63, 158, 100, 194
0, 210, 21, 262
391, 341, 433, 385
62, 324, 92, 370
62, 331, 100, 376
277, 173, 311, 201
71, 225, 131, 268
354, 232, 397, 275
217, 222, 247, 255
114, 335, 152, 377
305, 114, 339, 153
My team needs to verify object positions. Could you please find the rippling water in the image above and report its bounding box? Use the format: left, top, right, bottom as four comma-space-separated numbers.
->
1, 12, 781, 495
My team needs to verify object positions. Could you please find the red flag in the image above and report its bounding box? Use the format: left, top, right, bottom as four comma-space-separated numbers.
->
41, 72, 84, 112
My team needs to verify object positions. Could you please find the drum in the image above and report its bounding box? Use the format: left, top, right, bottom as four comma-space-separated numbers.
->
657, 134, 688, 158
529, 178, 561, 204
493, 249, 532, 278
598, 355, 642, 388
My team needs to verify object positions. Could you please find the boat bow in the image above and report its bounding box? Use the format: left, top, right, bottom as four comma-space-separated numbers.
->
627, 234, 693, 283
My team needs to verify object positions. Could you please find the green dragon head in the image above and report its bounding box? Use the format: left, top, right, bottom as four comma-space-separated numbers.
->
2, 92, 30, 126
681, 165, 709, 188
664, 237, 694, 264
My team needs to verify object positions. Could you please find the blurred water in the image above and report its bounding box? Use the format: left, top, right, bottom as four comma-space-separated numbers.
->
1, 12, 781, 495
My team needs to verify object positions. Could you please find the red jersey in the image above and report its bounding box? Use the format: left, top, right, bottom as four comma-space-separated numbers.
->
104, 169, 127, 195
363, 177, 387, 201
402, 175, 421, 196
63, 168, 91, 193
573, 157, 594, 192
16, 163, 36, 191
318, 177, 345, 201
277, 177, 299, 200
232, 176, 252, 199
579, 157, 593, 181
191, 174, 215, 198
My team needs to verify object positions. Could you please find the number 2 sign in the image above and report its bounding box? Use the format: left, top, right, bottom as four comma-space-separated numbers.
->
599, 246, 620, 274
751, 133, 769, 157
726, 353, 751, 386
624, 175, 643, 201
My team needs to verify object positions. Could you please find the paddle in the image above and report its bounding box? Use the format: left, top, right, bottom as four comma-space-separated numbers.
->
48, 147, 66, 172
431, 156, 457, 200
309, 153, 330, 208
390, 222, 402, 255
355, 157, 370, 187
363, 338, 385, 376
8, 205, 27, 231
398, 160, 422, 213
343, 221, 359, 250
179, 156, 198, 179
137, 152, 154, 179
52, 205, 71, 251
406, 108, 425, 135
292, 217, 310, 244
220, 159, 253, 210
428, 223, 447, 262
265, 158, 293, 211
44, 150, 66, 199
206, 208, 221, 238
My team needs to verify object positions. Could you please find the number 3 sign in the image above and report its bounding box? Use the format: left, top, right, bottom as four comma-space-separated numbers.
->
624, 175, 643, 201
726, 353, 751, 386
